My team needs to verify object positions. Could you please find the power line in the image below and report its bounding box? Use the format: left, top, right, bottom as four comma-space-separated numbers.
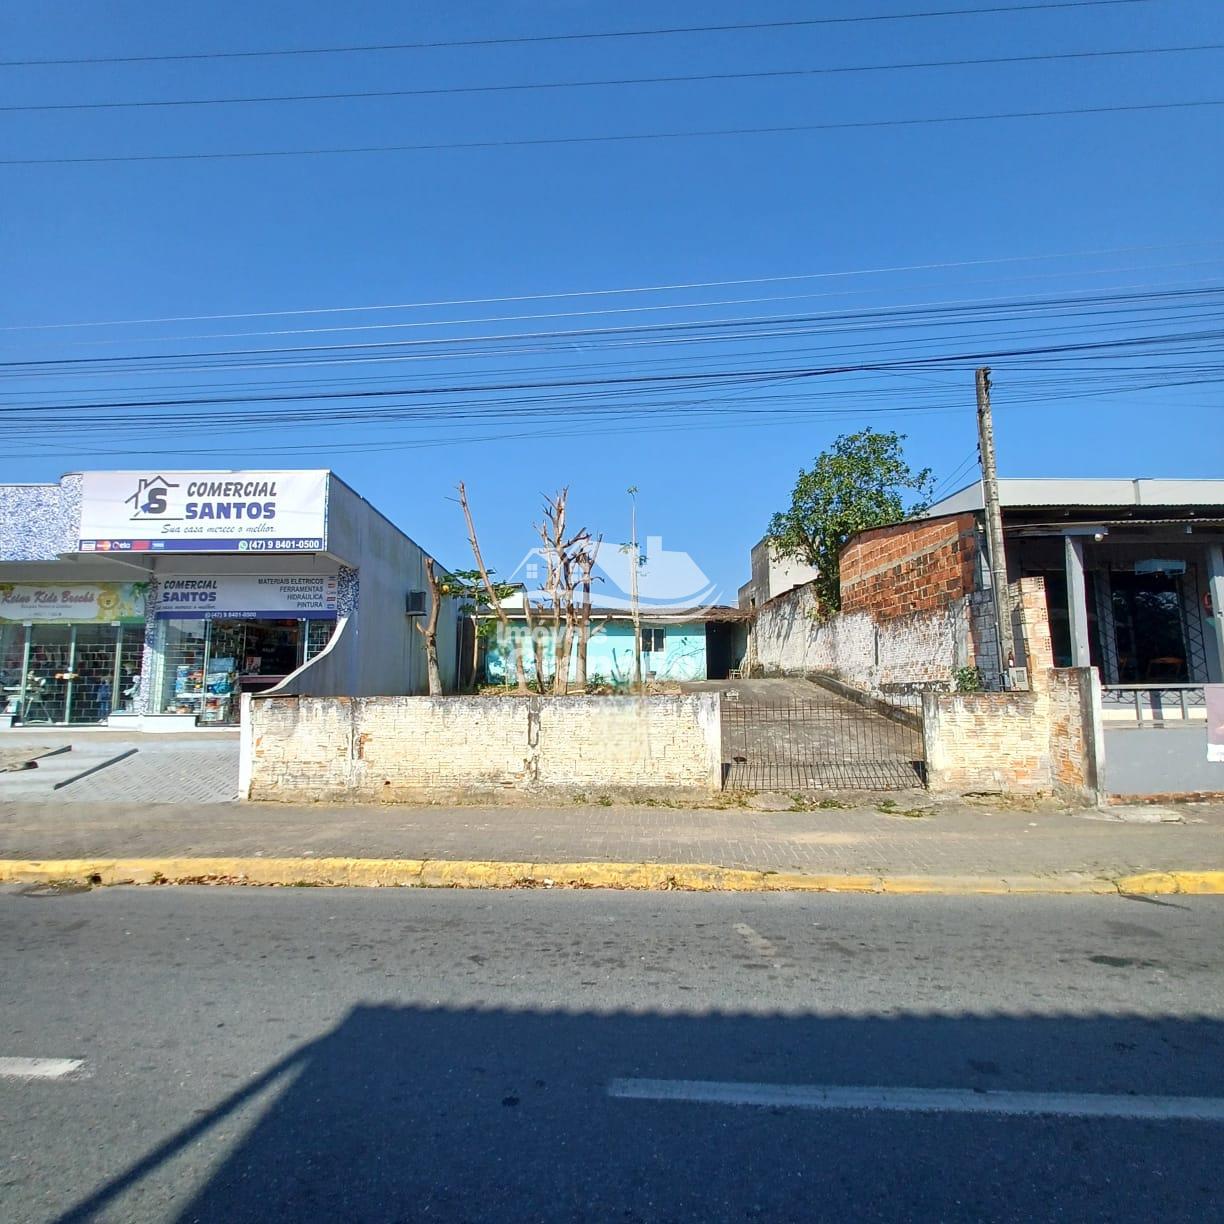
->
7, 43, 1217, 113
5, 97, 1218, 166
64, 260, 1224, 347
6, 325, 1219, 417
0, 1, 1158, 68
7, 239, 1220, 332
7, 283, 1218, 374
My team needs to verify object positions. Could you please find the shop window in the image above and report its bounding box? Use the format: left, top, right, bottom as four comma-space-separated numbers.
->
117, 625, 144, 713
233, 620, 302, 677
70, 624, 122, 724
306, 619, 336, 661
159, 620, 209, 717
24, 625, 73, 723
1, 624, 27, 719
153, 617, 335, 724
3, 623, 144, 725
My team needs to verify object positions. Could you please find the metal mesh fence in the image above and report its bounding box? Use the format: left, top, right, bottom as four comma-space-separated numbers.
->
721, 693, 925, 791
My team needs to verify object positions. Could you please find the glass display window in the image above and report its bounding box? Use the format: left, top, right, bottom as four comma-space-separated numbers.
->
1, 622, 142, 725
152, 616, 334, 724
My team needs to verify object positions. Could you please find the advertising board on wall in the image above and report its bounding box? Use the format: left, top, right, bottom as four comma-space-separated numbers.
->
0, 581, 146, 624
1208, 685, 1224, 764
78, 470, 329, 553
152, 574, 338, 620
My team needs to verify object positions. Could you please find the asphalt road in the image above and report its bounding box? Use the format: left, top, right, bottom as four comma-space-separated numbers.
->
1, 887, 1222, 1223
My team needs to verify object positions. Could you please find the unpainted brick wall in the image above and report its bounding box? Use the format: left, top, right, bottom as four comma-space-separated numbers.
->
245, 693, 723, 801
840, 513, 979, 620
1047, 667, 1101, 802
922, 577, 1102, 800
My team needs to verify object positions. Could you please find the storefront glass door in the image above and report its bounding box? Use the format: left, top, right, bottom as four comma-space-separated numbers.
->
69, 624, 122, 723
1, 625, 26, 717
24, 625, 72, 723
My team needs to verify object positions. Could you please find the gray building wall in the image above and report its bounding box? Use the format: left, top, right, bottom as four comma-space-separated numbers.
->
738, 537, 819, 610
321, 477, 459, 696
1103, 725, 1223, 797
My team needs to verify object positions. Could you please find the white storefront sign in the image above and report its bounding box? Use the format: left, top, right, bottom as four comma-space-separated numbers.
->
152, 574, 338, 620
78, 470, 328, 553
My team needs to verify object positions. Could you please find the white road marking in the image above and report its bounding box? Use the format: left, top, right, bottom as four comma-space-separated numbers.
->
732, 922, 784, 966
607, 1078, 1224, 1122
0, 1057, 85, 1081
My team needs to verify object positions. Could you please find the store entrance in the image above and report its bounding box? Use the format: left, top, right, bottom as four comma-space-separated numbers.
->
1111, 571, 1190, 682
156, 617, 336, 724
2, 623, 145, 725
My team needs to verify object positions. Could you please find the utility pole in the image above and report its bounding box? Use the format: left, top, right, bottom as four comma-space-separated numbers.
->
976, 367, 1015, 683
628, 486, 643, 692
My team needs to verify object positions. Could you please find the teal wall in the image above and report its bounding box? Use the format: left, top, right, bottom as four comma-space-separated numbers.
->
485, 621, 708, 685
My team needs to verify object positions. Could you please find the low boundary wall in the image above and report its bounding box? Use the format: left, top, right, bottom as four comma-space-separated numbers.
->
921, 579, 1102, 803
242, 693, 723, 802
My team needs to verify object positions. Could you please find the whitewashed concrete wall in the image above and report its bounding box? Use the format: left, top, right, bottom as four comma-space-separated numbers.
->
748, 581, 974, 698
244, 693, 723, 802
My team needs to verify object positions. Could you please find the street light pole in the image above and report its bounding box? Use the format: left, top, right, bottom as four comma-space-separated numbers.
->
628, 486, 643, 692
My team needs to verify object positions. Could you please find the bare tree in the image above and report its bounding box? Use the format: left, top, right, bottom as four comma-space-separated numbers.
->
535, 488, 591, 695
413, 557, 445, 695
457, 482, 528, 694
572, 534, 601, 689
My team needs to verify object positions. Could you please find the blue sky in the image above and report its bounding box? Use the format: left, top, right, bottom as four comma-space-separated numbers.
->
2, 0, 1221, 602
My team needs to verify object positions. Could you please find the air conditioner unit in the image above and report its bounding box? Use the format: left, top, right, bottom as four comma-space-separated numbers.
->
405, 590, 427, 616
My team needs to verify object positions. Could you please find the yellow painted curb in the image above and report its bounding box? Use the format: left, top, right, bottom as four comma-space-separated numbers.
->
0, 859, 1221, 895
1116, 871, 1224, 895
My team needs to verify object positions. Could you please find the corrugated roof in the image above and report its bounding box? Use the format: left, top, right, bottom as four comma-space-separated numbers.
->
926, 477, 1224, 517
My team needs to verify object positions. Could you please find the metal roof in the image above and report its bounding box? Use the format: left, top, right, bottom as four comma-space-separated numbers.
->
926, 477, 1224, 517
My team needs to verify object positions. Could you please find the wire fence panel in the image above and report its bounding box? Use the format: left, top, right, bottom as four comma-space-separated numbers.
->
721, 694, 925, 791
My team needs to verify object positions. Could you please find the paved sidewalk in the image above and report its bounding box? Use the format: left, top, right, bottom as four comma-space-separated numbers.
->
2, 796, 1222, 880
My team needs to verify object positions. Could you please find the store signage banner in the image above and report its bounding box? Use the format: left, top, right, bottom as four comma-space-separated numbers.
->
77, 470, 329, 553
1208, 685, 1224, 764
152, 574, 339, 619
0, 581, 145, 624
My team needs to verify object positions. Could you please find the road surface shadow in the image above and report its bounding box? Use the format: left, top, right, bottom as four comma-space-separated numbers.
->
53, 1006, 1224, 1222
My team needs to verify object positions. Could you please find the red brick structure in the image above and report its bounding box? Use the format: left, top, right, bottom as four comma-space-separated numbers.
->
839, 512, 979, 619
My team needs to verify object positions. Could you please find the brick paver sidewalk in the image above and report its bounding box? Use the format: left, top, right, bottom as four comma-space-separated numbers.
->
2, 796, 1221, 880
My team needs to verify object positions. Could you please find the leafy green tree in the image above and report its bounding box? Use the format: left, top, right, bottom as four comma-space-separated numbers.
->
442, 568, 522, 689
766, 429, 934, 615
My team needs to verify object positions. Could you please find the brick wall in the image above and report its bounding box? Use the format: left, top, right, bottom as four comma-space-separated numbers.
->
243, 693, 723, 802
840, 513, 979, 620
922, 577, 1103, 801
749, 579, 976, 701
1047, 667, 1103, 802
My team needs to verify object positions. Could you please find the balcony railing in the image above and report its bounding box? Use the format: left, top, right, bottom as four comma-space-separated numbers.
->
1102, 683, 1206, 726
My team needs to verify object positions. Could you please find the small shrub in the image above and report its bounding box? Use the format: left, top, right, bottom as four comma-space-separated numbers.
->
953, 666, 984, 693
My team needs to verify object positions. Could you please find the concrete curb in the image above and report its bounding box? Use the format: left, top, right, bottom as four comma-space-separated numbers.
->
1, 858, 1222, 895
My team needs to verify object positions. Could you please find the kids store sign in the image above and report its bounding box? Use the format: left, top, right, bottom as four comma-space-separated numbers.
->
152, 574, 338, 620
78, 470, 329, 553
0, 581, 146, 623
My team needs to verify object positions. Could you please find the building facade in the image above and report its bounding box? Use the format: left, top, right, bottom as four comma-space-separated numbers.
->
922, 478, 1224, 687
0, 470, 458, 728
737, 537, 820, 611
482, 608, 748, 685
